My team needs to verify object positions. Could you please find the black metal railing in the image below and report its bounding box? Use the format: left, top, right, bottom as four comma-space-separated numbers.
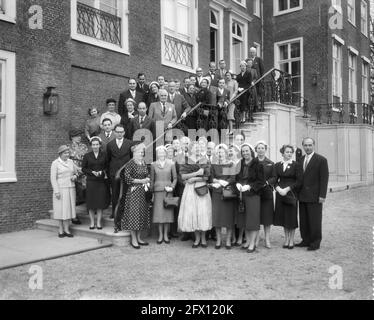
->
164, 34, 193, 68
77, 2, 122, 46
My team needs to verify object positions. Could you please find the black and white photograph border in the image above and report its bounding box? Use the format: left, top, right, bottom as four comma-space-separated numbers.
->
0, 0, 374, 302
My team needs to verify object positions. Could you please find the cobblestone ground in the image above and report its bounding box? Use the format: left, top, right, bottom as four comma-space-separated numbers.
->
1, 186, 373, 300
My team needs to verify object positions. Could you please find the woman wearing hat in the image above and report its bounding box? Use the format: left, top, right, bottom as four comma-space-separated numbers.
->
68, 128, 89, 224
117, 144, 151, 249
150, 146, 177, 244
210, 144, 237, 249
82, 137, 110, 230
50, 145, 79, 238
120, 98, 138, 139
146, 82, 160, 108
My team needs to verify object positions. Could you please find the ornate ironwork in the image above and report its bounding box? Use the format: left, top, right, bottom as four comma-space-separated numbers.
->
349, 102, 356, 124
164, 34, 193, 68
315, 104, 322, 124
77, 2, 122, 46
326, 104, 333, 124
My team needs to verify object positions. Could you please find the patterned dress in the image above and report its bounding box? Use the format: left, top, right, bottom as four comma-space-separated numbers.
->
118, 160, 151, 231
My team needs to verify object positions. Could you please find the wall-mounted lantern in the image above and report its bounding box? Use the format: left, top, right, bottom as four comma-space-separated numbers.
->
43, 86, 59, 115
311, 73, 318, 86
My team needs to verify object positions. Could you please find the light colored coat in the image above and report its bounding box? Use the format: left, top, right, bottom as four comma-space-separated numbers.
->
148, 101, 177, 129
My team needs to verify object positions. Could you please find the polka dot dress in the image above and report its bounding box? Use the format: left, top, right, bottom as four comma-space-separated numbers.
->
118, 161, 150, 231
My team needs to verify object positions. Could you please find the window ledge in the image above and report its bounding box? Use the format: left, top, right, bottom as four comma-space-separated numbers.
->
0, 13, 16, 24
161, 60, 194, 73
0, 174, 17, 183
274, 7, 302, 16
71, 34, 129, 55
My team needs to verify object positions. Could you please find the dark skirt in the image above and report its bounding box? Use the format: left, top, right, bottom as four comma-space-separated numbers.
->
239, 91, 249, 112
211, 192, 235, 228
235, 194, 260, 231
274, 194, 298, 229
260, 197, 274, 226
86, 179, 110, 210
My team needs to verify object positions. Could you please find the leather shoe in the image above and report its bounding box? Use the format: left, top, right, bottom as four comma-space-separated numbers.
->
192, 242, 200, 248
164, 240, 170, 244
58, 233, 65, 238
215, 244, 221, 250
225, 245, 232, 250
307, 246, 319, 251
64, 232, 74, 238
89, 226, 95, 230
201, 243, 208, 248
247, 248, 255, 253
282, 245, 289, 249
288, 245, 294, 250
130, 243, 140, 249
157, 240, 163, 244
138, 242, 149, 246
96, 226, 103, 230
295, 242, 309, 247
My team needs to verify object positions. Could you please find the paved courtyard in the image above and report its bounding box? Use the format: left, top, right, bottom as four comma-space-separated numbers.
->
0, 185, 373, 300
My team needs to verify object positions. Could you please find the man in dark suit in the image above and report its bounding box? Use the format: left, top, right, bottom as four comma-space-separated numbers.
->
216, 59, 228, 80
180, 77, 191, 100
136, 73, 150, 102
106, 124, 140, 230
297, 137, 329, 251
98, 118, 116, 152
118, 78, 145, 119
167, 80, 191, 120
248, 47, 264, 78
195, 67, 204, 88
205, 61, 219, 88
128, 102, 155, 141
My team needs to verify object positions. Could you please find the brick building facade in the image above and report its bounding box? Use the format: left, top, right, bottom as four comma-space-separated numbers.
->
0, 0, 371, 233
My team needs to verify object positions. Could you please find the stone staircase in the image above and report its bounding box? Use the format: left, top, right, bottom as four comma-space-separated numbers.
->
36, 205, 131, 246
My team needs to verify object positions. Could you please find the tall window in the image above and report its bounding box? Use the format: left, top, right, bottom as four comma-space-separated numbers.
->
253, 0, 261, 17
233, 0, 246, 7
274, 0, 302, 15
275, 38, 303, 101
348, 51, 357, 103
0, 50, 16, 183
210, 10, 218, 64
0, 0, 16, 23
161, 0, 198, 72
362, 62, 369, 103
347, 0, 355, 25
71, 0, 129, 54
332, 42, 343, 103
232, 21, 245, 73
360, 0, 368, 36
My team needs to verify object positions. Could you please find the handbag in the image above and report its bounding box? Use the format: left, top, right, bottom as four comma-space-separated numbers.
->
238, 191, 245, 214
221, 185, 237, 200
280, 190, 297, 207
194, 183, 209, 196
163, 193, 180, 208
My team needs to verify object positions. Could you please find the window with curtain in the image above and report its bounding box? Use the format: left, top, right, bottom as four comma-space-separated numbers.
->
348, 52, 357, 103
360, 0, 368, 36
332, 42, 342, 103
361, 62, 369, 103
347, 0, 356, 25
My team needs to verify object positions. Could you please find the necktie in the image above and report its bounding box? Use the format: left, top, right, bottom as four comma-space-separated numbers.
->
140, 117, 144, 127
106, 133, 110, 138
162, 103, 166, 116
303, 156, 309, 172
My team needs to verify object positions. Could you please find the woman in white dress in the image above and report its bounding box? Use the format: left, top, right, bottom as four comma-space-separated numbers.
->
50, 145, 79, 238
178, 143, 212, 248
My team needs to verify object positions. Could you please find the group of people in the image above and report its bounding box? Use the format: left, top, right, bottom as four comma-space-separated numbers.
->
51, 125, 329, 253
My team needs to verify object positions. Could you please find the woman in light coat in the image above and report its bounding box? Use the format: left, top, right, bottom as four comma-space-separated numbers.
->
50, 145, 79, 238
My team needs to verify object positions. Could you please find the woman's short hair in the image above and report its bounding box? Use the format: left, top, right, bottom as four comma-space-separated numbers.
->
239, 60, 247, 67
201, 77, 210, 86
215, 144, 229, 156
89, 136, 102, 146
133, 143, 146, 154
88, 107, 98, 116
255, 140, 268, 151
280, 144, 295, 154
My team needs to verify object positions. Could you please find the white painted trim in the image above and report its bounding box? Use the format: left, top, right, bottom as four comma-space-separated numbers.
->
0, 49, 17, 183
253, 0, 261, 17
160, 0, 198, 73
228, 7, 253, 22
361, 55, 370, 64
348, 46, 359, 56
273, 0, 303, 16
229, 12, 249, 73
360, 0, 368, 37
347, 0, 356, 26
274, 37, 304, 102
232, 0, 247, 9
332, 33, 345, 45
0, 0, 16, 24
253, 42, 262, 59
210, 3, 224, 62
70, 0, 129, 55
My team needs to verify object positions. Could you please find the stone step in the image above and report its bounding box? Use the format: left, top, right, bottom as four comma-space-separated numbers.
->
49, 209, 114, 227
36, 219, 131, 246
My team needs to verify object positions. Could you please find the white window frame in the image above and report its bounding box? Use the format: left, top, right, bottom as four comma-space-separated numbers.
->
274, 37, 304, 101
0, 49, 16, 183
210, 3, 224, 63
254, 41, 262, 59
361, 61, 369, 104
71, 0, 129, 55
348, 49, 358, 104
0, 0, 16, 24
347, 0, 356, 26
332, 41, 343, 108
360, 0, 368, 37
331, 0, 343, 14
229, 13, 248, 73
160, 0, 198, 73
253, 0, 261, 17
274, 0, 303, 16
232, 0, 247, 9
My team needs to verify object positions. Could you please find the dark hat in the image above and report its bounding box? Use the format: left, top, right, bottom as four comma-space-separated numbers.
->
106, 98, 116, 105
69, 128, 83, 139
